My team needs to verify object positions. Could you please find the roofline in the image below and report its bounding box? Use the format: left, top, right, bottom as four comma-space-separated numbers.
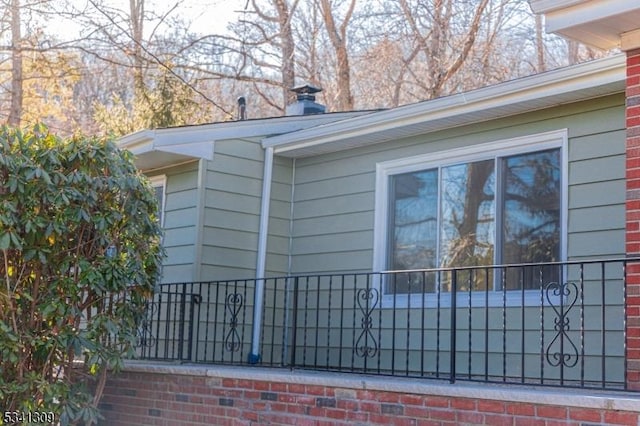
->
262, 54, 625, 156
117, 110, 375, 148
528, 0, 588, 14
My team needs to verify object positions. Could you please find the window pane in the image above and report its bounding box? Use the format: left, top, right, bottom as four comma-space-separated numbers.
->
388, 170, 438, 293
439, 160, 495, 291
154, 184, 164, 225
502, 149, 560, 289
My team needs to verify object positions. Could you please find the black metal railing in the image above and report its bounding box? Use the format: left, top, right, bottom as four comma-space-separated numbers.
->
133, 258, 634, 391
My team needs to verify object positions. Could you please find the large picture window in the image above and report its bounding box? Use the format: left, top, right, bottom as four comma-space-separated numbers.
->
375, 131, 566, 299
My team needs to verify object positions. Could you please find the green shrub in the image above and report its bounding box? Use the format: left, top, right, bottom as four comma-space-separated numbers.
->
0, 124, 163, 425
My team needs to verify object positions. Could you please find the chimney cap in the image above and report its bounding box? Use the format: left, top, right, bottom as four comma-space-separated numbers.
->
290, 84, 322, 95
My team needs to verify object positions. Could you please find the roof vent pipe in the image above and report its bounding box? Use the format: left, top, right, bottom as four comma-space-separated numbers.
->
237, 96, 247, 120
285, 84, 326, 116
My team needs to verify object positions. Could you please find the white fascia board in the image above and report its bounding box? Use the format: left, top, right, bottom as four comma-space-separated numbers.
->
117, 129, 213, 168
529, 0, 590, 14
149, 111, 373, 143
117, 112, 373, 169
544, 0, 640, 31
117, 129, 156, 149
156, 141, 215, 161
262, 54, 625, 155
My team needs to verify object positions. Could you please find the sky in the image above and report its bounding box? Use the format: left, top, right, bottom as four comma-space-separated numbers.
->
45, 0, 247, 41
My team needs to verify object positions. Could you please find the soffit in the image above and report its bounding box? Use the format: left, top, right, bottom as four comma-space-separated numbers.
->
530, 0, 640, 49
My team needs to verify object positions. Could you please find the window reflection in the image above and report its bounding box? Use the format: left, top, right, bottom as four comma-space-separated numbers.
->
502, 149, 560, 289
386, 147, 561, 295
389, 170, 438, 293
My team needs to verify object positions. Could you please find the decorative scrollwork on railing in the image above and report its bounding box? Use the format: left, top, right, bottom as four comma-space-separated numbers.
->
545, 281, 580, 368
224, 293, 243, 352
135, 299, 158, 349
355, 288, 379, 358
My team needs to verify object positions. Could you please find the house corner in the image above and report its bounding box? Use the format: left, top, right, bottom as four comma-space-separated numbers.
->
626, 44, 640, 390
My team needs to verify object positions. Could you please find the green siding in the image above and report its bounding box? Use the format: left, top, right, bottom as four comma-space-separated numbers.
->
200, 138, 292, 280
200, 139, 262, 281
266, 157, 293, 275
288, 94, 626, 274
149, 162, 199, 283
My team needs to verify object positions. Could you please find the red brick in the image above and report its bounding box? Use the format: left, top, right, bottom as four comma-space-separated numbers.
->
287, 383, 305, 394
569, 407, 602, 422
356, 390, 376, 400
307, 406, 325, 417
346, 411, 369, 422
416, 420, 441, 426
604, 411, 640, 425
483, 414, 514, 426
477, 400, 506, 413
457, 410, 484, 424
399, 393, 425, 405
429, 408, 456, 421
368, 414, 400, 425
296, 395, 315, 405
325, 408, 347, 420
424, 396, 450, 408
451, 398, 476, 410
270, 382, 287, 392
536, 405, 567, 419
286, 402, 308, 415
628, 85, 640, 97
628, 116, 640, 128
376, 392, 400, 403
336, 398, 359, 410
506, 403, 535, 416
359, 401, 381, 413
305, 385, 326, 395
404, 405, 431, 417
278, 393, 296, 403
629, 64, 640, 77
253, 381, 269, 391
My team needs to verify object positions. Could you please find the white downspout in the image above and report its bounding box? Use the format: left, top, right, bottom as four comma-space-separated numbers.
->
249, 146, 274, 363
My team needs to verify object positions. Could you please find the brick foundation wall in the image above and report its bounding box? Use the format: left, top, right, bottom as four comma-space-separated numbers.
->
100, 364, 640, 426
627, 48, 640, 391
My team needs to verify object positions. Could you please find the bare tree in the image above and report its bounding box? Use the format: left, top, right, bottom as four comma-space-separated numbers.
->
248, 0, 299, 106
397, 0, 490, 99
318, 0, 355, 111
8, 0, 22, 125
535, 13, 545, 71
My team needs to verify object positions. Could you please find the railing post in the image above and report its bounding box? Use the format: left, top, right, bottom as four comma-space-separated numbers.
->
450, 270, 457, 384
289, 277, 299, 368
187, 292, 202, 362
178, 285, 187, 360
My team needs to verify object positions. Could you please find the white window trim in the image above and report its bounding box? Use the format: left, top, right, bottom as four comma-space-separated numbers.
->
149, 174, 167, 228
373, 129, 569, 308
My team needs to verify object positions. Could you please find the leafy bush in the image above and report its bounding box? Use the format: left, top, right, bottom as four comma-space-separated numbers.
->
0, 125, 163, 425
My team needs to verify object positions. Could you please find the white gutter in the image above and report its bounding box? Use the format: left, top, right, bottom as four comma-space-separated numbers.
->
249, 146, 274, 363
262, 54, 625, 156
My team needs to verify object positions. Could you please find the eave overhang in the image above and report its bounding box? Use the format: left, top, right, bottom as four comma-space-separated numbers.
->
117, 130, 214, 171
118, 111, 374, 171
262, 54, 625, 158
529, 0, 640, 50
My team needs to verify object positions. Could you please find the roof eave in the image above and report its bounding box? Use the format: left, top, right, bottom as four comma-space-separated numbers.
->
263, 54, 625, 158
